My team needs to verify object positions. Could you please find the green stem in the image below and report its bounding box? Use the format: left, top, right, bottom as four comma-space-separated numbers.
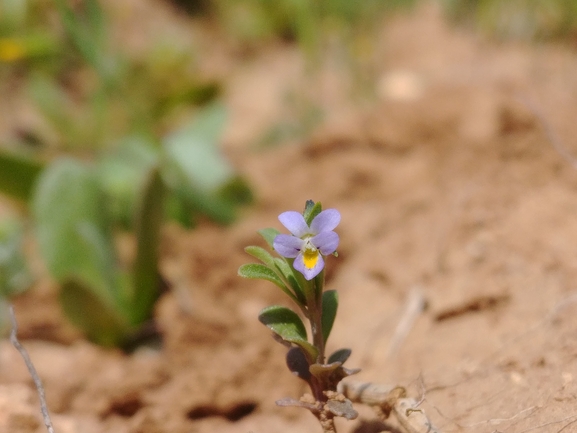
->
309, 269, 326, 364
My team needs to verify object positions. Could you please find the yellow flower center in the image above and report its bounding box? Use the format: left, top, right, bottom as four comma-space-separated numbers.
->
302, 239, 319, 269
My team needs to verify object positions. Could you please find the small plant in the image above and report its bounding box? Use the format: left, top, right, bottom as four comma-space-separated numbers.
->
239, 201, 443, 433
239, 200, 360, 432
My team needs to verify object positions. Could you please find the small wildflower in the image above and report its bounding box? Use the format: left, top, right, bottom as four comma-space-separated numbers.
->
273, 209, 340, 280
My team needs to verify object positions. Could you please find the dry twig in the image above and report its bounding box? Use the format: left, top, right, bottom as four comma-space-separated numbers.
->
338, 380, 441, 433
387, 286, 426, 359
9, 305, 56, 433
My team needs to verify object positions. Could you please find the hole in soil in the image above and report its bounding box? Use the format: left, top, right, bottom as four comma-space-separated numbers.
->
107, 393, 144, 417
187, 405, 221, 420
224, 402, 257, 421
351, 420, 400, 433
186, 401, 258, 422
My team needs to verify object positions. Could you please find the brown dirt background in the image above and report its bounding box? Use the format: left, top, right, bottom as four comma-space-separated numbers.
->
3, 2, 577, 432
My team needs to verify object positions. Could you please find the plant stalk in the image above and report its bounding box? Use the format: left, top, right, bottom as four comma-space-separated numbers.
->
309, 269, 326, 364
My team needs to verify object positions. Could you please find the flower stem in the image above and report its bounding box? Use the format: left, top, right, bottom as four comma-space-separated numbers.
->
311, 306, 325, 364
310, 270, 326, 364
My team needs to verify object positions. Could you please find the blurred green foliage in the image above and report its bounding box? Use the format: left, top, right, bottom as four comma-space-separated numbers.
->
0, 219, 32, 298
0, 0, 251, 346
0, 218, 33, 336
441, 0, 577, 40
211, 0, 577, 43
212, 0, 417, 52
0, 102, 252, 346
207, 0, 420, 146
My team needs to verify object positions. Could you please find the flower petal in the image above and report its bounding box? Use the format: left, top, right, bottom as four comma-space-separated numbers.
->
273, 234, 304, 258
293, 252, 325, 280
278, 211, 309, 237
310, 209, 341, 234
311, 231, 339, 255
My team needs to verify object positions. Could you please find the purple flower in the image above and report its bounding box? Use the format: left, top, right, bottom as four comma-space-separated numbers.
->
273, 209, 340, 280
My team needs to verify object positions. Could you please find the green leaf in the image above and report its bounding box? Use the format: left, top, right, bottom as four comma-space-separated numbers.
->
27, 74, 75, 141
172, 185, 237, 225
258, 305, 318, 362
321, 290, 338, 344
130, 166, 165, 325
274, 258, 306, 305
243, 250, 306, 307
238, 263, 285, 287
32, 158, 119, 306
238, 263, 300, 304
159, 81, 220, 112
59, 278, 129, 347
163, 103, 231, 192
328, 348, 351, 365
245, 246, 276, 269
258, 227, 279, 248
259, 305, 307, 340
303, 200, 322, 225
0, 219, 33, 297
97, 134, 158, 228
53, 0, 112, 81
164, 189, 196, 228
0, 150, 44, 201
162, 104, 249, 226
216, 175, 253, 206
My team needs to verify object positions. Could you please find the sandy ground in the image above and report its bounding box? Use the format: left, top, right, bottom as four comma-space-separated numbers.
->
3, 2, 577, 433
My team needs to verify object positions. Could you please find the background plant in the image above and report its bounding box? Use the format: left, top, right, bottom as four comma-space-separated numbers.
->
0, 0, 251, 346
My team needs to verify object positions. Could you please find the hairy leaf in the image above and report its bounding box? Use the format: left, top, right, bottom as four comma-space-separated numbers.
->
257, 227, 279, 248
259, 305, 318, 361
238, 263, 300, 304
259, 305, 307, 340
244, 245, 276, 269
